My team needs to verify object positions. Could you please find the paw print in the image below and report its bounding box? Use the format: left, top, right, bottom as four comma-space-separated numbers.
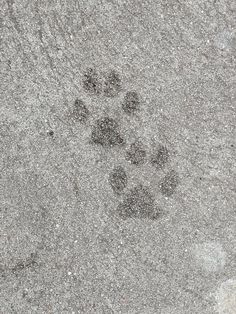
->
108, 166, 128, 195
72, 99, 90, 123
125, 140, 147, 166
122, 91, 141, 115
91, 117, 124, 148
117, 184, 160, 221
82, 67, 121, 98
159, 170, 179, 197
82, 67, 102, 95
103, 69, 122, 98
72, 67, 180, 220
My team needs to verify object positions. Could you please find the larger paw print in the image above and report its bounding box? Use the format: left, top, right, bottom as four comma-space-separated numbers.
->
75, 67, 180, 220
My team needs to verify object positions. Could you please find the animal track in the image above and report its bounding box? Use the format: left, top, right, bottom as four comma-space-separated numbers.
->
117, 184, 160, 220
82, 68, 122, 98
150, 144, 169, 170
72, 98, 90, 123
82, 67, 102, 95
80, 66, 180, 220
125, 140, 147, 165
91, 117, 124, 147
104, 69, 122, 97
108, 166, 128, 195
122, 91, 141, 115
160, 170, 179, 197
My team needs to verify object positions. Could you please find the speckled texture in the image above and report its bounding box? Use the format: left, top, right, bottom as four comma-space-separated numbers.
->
0, 0, 236, 313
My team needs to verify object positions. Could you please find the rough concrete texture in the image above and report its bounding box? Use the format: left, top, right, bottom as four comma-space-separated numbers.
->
0, 0, 236, 313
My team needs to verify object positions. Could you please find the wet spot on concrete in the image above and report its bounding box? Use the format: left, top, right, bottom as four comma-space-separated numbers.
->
215, 30, 236, 52
192, 241, 226, 273
215, 278, 236, 314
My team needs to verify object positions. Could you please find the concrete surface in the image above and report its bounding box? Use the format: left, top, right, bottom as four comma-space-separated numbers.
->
0, 0, 236, 313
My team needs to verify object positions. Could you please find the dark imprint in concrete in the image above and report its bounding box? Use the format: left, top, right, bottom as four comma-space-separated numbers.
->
117, 184, 160, 220
103, 69, 122, 97
91, 117, 124, 147
108, 165, 128, 195
48, 130, 54, 136
11, 253, 38, 275
125, 140, 147, 165
122, 91, 141, 115
150, 145, 169, 170
160, 170, 179, 196
82, 67, 102, 95
72, 98, 90, 123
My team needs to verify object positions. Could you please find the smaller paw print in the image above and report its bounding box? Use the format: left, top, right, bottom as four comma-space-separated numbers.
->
108, 148, 179, 220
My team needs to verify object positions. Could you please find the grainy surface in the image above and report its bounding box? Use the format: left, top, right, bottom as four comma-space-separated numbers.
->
0, 0, 236, 313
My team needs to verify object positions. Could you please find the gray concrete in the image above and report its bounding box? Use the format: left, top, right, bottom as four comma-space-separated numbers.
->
0, 0, 236, 313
